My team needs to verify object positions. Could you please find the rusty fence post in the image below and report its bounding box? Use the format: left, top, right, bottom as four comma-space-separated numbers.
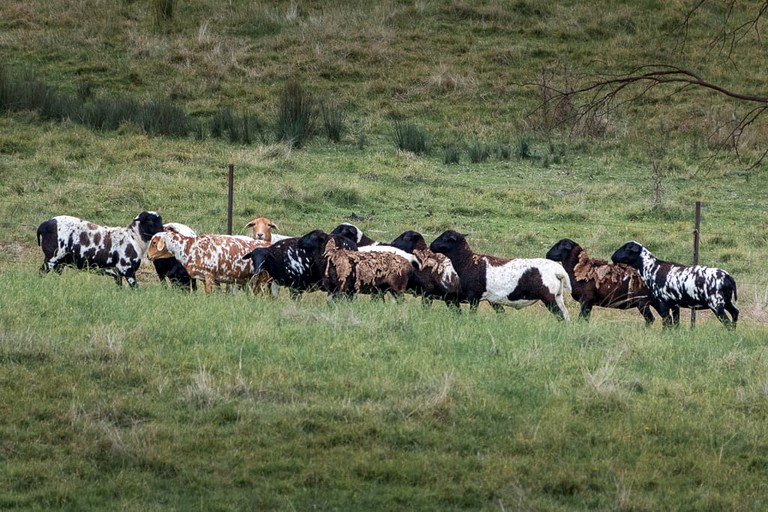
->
691, 200, 701, 329
227, 163, 234, 235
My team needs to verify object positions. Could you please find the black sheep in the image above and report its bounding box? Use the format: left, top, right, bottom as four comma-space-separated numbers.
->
390, 230, 461, 307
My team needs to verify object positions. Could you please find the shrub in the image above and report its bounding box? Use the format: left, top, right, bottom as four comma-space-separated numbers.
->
140, 99, 190, 137
393, 120, 431, 155
468, 141, 491, 163
276, 78, 315, 148
153, 0, 176, 25
443, 144, 461, 164
518, 137, 534, 159
320, 100, 345, 143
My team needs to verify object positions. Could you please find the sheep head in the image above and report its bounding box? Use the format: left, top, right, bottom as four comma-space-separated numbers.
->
545, 238, 579, 262
391, 230, 428, 253
147, 233, 174, 260
245, 217, 279, 244
429, 230, 468, 256
611, 241, 645, 269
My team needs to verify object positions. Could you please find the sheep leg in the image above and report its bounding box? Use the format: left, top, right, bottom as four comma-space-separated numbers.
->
714, 303, 738, 330
204, 276, 216, 295
579, 302, 593, 321
545, 300, 568, 320
671, 306, 681, 327
656, 302, 674, 329
468, 298, 481, 312
638, 304, 655, 326
724, 301, 739, 327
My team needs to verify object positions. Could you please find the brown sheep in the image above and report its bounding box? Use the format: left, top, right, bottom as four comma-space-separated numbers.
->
298, 230, 413, 300
546, 238, 657, 324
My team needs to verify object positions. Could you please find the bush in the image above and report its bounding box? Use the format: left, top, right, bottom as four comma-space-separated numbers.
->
393, 120, 431, 155
468, 141, 491, 163
443, 144, 461, 164
320, 100, 345, 143
276, 78, 315, 148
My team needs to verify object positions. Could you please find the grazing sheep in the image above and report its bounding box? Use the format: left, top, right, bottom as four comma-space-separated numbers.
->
36, 211, 164, 287
390, 230, 461, 307
241, 231, 357, 299
429, 230, 571, 319
611, 241, 738, 329
299, 229, 413, 300
147, 230, 262, 294
330, 222, 378, 246
546, 238, 657, 324
152, 222, 198, 291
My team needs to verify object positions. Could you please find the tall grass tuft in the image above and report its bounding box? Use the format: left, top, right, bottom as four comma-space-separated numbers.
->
443, 143, 461, 164
140, 98, 190, 137
153, 0, 176, 26
320, 100, 345, 143
468, 141, 491, 163
393, 120, 431, 155
276, 77, 315, 148
211, 108, 269, 144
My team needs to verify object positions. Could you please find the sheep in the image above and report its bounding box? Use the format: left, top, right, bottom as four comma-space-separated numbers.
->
611, 241, 738, 329
146, 230, 263, 294
36, 211, 164, 287
331, 221, 420, 268
330, 222, 378, 246
545, 238, 657, 324
429, 230, 571, 319
241, 231, 357, 299
298, 229, 413, 300
390, 230, 461, 307
152, 222, 198, 291
244, 217, 280, 244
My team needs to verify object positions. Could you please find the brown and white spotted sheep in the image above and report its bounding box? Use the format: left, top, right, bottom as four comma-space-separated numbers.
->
152, 222, 198, 291
36, 211, 164, 287
429, 230, 571, 319
546, 238, 657, 324
611, 241, 738, 329
147, 230, 264, 294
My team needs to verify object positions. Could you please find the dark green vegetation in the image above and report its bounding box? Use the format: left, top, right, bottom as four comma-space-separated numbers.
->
1, 1, 767, 510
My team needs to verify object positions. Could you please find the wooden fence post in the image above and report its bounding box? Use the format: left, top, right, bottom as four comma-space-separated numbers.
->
227, 163, 234, 235
691, 200, 701, 328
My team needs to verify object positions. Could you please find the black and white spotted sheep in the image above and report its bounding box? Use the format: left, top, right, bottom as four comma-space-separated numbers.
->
36, 211, 164, 287
611, 241, 738, 329
241, 230, 357, 299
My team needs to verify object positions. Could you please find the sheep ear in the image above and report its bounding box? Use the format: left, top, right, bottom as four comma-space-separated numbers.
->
270, 222, 279, 231
156, 238, 165, 252
244, 219, 256, 228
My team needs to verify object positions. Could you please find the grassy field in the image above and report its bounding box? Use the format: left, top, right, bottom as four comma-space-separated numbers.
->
2, 0, 768, 510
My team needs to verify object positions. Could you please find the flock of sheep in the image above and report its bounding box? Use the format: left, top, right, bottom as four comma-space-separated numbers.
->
35, 210, 739, 329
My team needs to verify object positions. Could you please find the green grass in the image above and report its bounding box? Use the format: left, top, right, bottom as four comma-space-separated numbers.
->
1, 268, 768, 510
2, 0, 768, 509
